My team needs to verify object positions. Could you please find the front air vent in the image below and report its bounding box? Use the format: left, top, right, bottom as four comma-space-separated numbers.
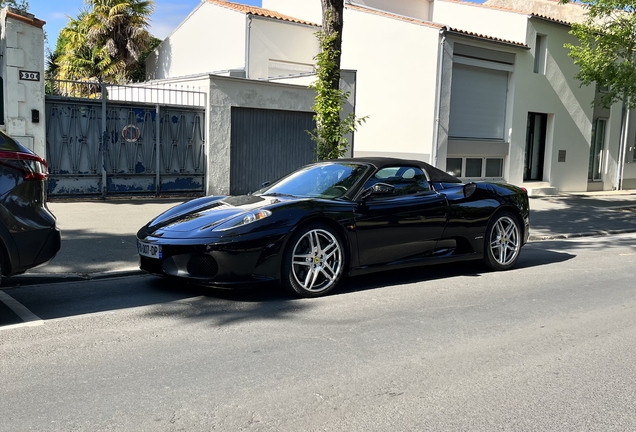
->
187, 255, 218, 278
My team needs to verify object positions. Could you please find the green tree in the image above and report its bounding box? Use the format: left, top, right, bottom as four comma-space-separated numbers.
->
309, 0, 366, 160
56, 11, 112, 82
559, 0, 636, 189
52, 0, 154, 83
86, 0, 154, 77
0, 0, 29, 12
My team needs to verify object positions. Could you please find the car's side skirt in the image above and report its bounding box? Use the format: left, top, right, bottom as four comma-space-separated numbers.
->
348, 252, 483, 277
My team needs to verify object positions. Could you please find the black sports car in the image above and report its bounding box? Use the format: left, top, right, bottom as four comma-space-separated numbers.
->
0, 130, 60, 283
137, 157, 530, 297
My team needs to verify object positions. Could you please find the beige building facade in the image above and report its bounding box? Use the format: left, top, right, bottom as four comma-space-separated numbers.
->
0, 7, 46, 157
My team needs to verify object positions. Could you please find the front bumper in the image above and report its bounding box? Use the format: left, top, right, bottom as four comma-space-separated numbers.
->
138, 229, 289, 285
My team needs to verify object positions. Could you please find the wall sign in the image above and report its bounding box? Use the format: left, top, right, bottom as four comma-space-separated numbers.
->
19, 71, 40, 81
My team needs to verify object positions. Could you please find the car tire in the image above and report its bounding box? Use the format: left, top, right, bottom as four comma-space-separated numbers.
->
483, 211, 521, 271
281, 223, 345, 298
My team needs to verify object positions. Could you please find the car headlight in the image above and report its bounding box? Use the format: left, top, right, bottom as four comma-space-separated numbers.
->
213, 210, 272, 231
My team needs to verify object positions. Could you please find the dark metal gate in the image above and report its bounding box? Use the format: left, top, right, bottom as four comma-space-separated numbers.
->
230, 107, 316, 195
45, 79, 206, 197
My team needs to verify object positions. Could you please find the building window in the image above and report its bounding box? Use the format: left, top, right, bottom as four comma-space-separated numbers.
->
465, 158, 483, 177
446, 158, 463, 177
486, 158, 503, 177
588, 118, 606, 181
446, 157, 504, 179
534, 34, 546, 74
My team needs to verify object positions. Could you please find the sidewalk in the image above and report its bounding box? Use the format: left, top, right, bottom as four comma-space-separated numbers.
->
528, 191, 636, 240
7, 191, 636, 283
23, 198, 184, 280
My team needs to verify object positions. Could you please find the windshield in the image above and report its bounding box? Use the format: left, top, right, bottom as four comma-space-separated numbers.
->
256, 163, 369, 199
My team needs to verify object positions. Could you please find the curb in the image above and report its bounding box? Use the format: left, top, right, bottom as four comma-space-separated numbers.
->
529, 228, 636, 241
3, 269, 145, 289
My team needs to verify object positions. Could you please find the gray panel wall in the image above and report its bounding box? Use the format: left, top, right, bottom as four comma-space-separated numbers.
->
230, 107, 316, 195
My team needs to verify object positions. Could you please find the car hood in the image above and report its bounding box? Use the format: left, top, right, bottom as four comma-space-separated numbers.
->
144, 194, 285, 235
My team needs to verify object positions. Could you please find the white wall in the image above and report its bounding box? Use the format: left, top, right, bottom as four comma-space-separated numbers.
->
432, 0, 528, 45
352, 0, 432, 20
263, 0, 433, 22
146, 3, 247, 80
341, 7, 441, 162
248, 18, 319, 79
0, 9, 46, 157
261, 0, 322, 25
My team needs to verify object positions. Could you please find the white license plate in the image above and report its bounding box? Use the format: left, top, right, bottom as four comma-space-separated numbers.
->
138, 241, 162, 259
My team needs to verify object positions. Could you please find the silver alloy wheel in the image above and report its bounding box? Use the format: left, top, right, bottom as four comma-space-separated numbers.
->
488, 215, 520, 266
291, 228, 343, 293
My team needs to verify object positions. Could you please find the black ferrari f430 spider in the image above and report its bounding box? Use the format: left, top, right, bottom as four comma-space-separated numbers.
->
137, 157, 530, 297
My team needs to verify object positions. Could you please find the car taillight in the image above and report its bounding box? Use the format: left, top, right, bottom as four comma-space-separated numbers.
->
0, 150, 49, 181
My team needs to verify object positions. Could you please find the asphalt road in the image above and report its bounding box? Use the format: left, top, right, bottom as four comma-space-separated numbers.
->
1, 234, 636, 431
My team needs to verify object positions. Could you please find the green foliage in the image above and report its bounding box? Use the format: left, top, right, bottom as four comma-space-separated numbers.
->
560, 0, 636, 108
129, 36, 162, 82
308, 29, 367, 161
51, 0, 155, 84
1, 0, 29, 12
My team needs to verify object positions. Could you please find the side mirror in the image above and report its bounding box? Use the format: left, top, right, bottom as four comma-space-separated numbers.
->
361, 182, 395, 200
464, 182, 477, 198
261, 181, 271, 188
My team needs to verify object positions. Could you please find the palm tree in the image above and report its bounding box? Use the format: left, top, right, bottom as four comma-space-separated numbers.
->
52, 0, 154, 84
85, 0, 155, 79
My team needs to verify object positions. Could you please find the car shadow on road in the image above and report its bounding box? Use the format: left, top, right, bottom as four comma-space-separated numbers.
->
335, 247, 574, 296
1, 246, 575, 329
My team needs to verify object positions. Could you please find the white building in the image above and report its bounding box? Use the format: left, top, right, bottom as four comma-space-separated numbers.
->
145, 0, 320, 80
148, 0, 636, 192
0, 7, 46, 157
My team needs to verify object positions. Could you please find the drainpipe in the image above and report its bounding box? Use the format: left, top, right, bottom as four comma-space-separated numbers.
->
432, 30, 446, 168
245, 15, 252, 79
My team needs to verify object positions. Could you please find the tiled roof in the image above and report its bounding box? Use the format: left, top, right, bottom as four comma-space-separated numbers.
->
345, 3, 443, 29
445, 27, 529, 48
529, 13, 571, 26
206, 0, 319, 27
346, 3, 527, 47
6, 10, 45, 28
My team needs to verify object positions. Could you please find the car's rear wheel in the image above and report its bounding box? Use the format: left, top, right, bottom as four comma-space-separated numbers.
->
483, 211, 521, 271
282, 223, 345, 297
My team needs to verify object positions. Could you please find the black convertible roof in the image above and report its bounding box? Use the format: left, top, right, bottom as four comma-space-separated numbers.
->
335, 157, 462, 183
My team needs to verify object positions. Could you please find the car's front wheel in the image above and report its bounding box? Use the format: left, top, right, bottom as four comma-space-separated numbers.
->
483, 211, 521, 271
282, 223, 345, 297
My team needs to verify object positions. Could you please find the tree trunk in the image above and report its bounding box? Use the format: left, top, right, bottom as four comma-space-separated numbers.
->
321, 0, 344, 91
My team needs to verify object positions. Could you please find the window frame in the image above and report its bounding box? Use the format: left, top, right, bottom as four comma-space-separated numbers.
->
533, 34, 547, 75
446, 157, 505, 180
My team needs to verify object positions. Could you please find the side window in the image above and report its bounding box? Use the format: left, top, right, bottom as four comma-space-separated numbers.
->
364, 166, 431, 196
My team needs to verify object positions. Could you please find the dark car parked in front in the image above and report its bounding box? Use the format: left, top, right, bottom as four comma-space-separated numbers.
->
0, 130, 60, 283
137, 157, 530, 298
